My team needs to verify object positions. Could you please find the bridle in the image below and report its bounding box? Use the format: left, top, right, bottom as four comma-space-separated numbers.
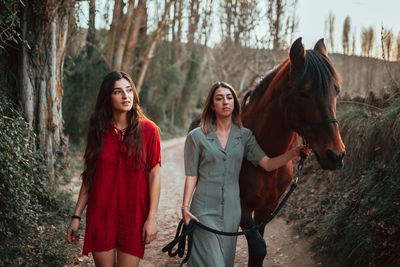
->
297, 118, 339, 170
303, 118, 339, 133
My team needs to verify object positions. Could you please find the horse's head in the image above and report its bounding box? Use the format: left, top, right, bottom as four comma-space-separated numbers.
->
284, 38, 345, 170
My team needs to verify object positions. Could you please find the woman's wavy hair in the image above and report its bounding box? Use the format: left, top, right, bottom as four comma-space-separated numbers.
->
200, 81, 242, 134
82, 71, 144, 190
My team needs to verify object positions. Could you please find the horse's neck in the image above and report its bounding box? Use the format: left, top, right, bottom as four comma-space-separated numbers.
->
243, 70, 295, 157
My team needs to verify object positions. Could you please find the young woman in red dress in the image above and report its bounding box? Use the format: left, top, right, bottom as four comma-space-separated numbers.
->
67, 71, 161, 266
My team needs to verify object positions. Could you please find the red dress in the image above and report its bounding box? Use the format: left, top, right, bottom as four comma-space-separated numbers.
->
83, 118, 161, 258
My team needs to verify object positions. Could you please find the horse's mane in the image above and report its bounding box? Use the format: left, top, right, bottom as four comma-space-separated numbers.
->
246, 61, 286, 106
294, 50, 341, 97
244, 50, 340, 109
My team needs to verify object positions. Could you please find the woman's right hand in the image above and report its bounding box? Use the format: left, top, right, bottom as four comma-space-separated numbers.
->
66, 218, 80, 244
182, 208, 199, 227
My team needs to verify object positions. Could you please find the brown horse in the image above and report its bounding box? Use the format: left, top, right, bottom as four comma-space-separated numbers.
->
239, 37, 345, 266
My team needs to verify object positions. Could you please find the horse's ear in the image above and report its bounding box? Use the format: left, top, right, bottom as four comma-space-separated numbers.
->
289, 37, 305, 68
314, 38, 327, 56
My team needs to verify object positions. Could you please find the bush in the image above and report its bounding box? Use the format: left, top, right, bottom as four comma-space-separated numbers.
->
281, 90, 400, 267
314, 95, 400, 266
317, 161, 399, 266
0, 91, 74, 266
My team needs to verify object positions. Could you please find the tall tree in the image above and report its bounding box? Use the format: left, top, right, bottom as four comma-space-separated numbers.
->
112, 0, 136, 70
342, 15, 351, 55
199, 0, 213, 47
106, 0, 123, 68
382, 28, 393, 60
396, 33, 400, 61
86, 0, 96, 57
325, 11, 335, 52
187, 0, 200, 45
361, 26, 375, 57
18, 0, 74, 173
267, 0, 298, 50
135, 0, 175, 93
121, 0, 146, 72
351, 31, 356, 55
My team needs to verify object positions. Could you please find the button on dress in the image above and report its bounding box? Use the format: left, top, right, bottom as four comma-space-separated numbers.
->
82, 119, 161, 258
184, 124, 265, 267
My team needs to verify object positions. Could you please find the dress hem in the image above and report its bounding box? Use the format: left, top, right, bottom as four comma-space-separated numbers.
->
83, 247, 144, 259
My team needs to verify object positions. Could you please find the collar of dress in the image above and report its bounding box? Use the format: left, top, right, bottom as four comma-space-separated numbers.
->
206, 123, 242, 153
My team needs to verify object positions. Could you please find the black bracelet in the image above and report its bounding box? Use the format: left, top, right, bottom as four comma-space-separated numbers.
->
71, 215, 81, 221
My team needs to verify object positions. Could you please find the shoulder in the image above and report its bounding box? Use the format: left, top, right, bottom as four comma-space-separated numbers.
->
186, 127, 205, 144
140, 118, 159, 134
187, 127, 206, 139
241, 127, 253, 135
240, 127, 255, 141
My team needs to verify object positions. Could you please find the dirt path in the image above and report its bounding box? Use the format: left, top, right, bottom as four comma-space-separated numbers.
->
66, 137, 318, 266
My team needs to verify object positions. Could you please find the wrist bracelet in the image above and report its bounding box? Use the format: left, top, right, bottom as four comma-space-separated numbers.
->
71, 215, 81, 221
181, 206, 188, 210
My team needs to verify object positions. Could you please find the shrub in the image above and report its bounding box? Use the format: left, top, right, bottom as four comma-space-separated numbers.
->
0, 91, 74, 266
314, 94, 400, 266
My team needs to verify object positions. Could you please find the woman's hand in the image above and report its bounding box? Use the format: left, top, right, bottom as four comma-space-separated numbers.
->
66, 218, 80, 244
293, 145, 312, 158
182, 208, 199, 227
142, 218, 158, 245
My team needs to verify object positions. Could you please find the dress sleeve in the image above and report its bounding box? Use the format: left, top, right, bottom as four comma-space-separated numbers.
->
146, 125, 161, 172
244, 129, 266, 167
184, 133, 200, 176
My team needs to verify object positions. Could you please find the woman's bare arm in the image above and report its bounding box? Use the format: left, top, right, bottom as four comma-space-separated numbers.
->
182, 176, 199, 226
142, 163, 161, 244
67, 182, 89, 244
258, 146, 310, 172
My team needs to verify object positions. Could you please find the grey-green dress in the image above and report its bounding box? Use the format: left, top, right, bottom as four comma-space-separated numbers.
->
184, 124, 265, 267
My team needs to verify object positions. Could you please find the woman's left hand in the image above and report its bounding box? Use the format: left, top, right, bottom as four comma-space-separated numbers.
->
142, 218, 158, 245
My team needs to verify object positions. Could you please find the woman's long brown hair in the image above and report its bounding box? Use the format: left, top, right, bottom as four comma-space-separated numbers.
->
82, 71, 144, 190
200, 81, 242, 134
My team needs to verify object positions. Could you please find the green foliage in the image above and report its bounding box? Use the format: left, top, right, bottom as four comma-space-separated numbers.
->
140, 50, 185, 123
318, 162, 399, 266
314, 95, 400, 266
0, 91, 74, 265
0, 0, 22, 50
140, 42, 210, 134
63, 36, 212, 143
63, 47, 109, 144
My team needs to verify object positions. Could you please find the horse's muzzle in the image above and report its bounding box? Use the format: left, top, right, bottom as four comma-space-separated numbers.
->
315, 149, 345, 170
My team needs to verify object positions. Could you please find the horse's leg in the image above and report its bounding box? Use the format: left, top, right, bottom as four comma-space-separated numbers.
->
240, 206, 267, 267
254, 210, 267, 238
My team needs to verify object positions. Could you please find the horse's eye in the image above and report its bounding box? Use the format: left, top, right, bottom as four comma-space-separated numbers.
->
334, 85, 341, 95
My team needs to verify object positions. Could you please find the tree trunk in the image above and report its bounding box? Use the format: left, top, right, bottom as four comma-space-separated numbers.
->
176, 46, 202, 127
136, 0, 175, 93
18, 1, 73, 175
86, 0, 96, 57
107, 0, 123, 68
121, 0, 146, 73
188, 0, 200, 45
112, 0, 136, 70
176, 0, 183, 42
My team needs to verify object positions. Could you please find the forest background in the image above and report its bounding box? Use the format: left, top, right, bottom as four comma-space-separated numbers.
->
0, 0, 399, 266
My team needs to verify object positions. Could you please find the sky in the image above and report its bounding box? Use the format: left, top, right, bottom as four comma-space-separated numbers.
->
294, 0, 400, 51
78, 0, 400, 53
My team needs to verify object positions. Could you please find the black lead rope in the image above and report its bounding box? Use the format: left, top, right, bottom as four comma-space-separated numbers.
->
297, 151, 308, 171
162, 154, 307, 266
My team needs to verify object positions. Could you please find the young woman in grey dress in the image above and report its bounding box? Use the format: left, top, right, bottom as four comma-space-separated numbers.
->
181, 82, 310, 267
